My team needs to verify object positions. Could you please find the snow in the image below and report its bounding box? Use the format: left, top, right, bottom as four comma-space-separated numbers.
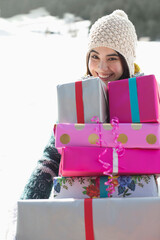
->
0, 8, 160, 239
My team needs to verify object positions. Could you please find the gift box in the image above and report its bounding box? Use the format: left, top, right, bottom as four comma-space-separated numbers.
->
108, 75, 160, 123
57, 77, 108, 123
55, 122, 160, 149
59, 146, 160, 176
16, 198, 160, 240
53, 175, 158, 199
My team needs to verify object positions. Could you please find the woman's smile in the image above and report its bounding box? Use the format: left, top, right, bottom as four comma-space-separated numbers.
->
96, 73, 115, 82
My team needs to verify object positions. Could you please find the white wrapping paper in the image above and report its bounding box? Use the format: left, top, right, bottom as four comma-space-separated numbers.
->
16, 198, 160, 240
57, 77, 108, 123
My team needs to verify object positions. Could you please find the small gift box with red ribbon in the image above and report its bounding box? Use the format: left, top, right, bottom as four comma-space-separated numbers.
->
57, 77, 108, 123
53, 175, 158, 199
54, 122, 160, 149
108, 74, 160, 123
59, 146, 160, 176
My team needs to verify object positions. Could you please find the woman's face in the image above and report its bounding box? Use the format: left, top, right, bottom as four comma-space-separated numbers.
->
88, 46, 124, 85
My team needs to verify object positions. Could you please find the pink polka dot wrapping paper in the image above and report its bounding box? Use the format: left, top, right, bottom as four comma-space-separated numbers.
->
54, 123, 160, 149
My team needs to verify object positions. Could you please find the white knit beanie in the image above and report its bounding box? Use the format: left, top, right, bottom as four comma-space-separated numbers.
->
88, 10, 137, 77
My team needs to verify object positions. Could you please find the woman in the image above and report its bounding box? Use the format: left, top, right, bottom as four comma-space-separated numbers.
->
21, 9, 141, 199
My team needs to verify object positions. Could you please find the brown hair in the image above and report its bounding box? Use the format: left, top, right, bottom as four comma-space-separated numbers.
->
86, 51, 130, 80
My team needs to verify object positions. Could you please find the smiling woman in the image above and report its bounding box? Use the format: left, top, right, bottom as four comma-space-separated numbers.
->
86, 9, 139, 86
20, 9, 141, 201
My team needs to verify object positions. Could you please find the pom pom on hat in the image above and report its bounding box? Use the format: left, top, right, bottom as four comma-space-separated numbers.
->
88, 9, 138, 77
112, 9, 128, 19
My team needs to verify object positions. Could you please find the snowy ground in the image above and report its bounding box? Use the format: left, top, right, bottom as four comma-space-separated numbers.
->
0, 33, 88, 239
0, 10, 160, 239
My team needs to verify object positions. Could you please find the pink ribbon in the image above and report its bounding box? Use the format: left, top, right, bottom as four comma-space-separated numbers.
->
111, 117, 125, 157
91, 116, 115, 197
91, 116, 125, 197
98, 150, 115, 197
91, 116, 103, 147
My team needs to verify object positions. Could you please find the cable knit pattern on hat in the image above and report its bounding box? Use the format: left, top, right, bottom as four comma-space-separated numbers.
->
88, 10, 137, 77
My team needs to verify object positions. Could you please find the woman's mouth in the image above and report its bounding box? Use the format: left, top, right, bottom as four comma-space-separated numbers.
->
98, 73, 114, 81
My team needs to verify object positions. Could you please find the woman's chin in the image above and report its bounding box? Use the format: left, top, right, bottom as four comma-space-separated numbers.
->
99, 76, 115, 85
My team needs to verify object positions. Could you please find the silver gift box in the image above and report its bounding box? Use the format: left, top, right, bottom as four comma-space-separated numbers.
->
16, 198, 160, 240
57, 77, 108, 123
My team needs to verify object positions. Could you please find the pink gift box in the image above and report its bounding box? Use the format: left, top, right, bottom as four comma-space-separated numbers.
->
108, 75, 160, 123
59, 146, 160, 176
55, 123, 160, 149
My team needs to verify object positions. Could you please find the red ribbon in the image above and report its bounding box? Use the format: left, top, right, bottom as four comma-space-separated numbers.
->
84, 199, 94, 240
75, 81, 85, 123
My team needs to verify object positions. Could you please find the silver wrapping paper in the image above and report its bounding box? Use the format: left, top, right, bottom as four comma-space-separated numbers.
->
16, 198, 160, 240
57, 77, 108, 123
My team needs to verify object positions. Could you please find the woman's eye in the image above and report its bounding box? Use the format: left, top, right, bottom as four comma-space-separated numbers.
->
91, 55, 99, 59
108, 57, 117, 61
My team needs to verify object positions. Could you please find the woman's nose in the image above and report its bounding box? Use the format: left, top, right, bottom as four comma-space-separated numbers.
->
98, 60, 108, 71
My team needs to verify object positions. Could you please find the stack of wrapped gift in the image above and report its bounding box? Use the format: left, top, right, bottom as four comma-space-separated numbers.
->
16, 75, 160, 240
53, 74, 160, 199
